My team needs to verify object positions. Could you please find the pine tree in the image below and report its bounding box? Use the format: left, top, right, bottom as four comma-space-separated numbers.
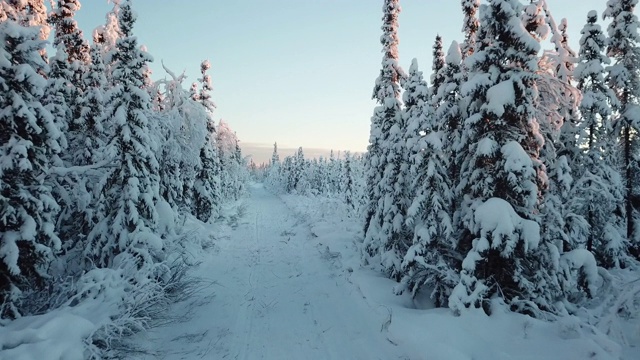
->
79, 42, 107, 166
341, 151, 356, 210
402, 58, 431, 181
364, 0, 411, 280
194, 118, 222, 222
49, 0, 89, 117
435, 42, 465, 204
42, 44, 72, 160
574, 10, 627, 267
363, 0, 402, 244
49, 0, 90, 65
0, 18, 62, 318
1, 1, 50, 42
271, 142, 280, 165
430, 35, 446, 98
86, 0, 162, 268
461, 0, 480, 59
194, 60, 221, 222
604, 0, 640, 259
451, 0, 560, 315
198, 60, 216, 113
400, 56, 456, 305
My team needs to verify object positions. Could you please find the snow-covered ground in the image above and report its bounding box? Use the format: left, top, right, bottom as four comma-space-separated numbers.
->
132, 182, 638, 360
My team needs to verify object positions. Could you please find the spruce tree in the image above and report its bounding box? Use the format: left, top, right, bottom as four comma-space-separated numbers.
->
401, 56, 456, 305
461, 0, 480, 59
575, 10, 627, 267
430, 34, 446, 99
194, 60, 222, 222
604, 0, 640, 259
49, 0, 89, 125
49, 0, 90, 65
364, 0, 411, 280
403, 58, 431, 180
363, 0, 402, 248
0, 18, 62, 318
271, 142, 280, 165
86, 0, 162, 268
198, 60, 216, 113
451, 0, 560, 315
194, 118, 222, 222
79, 42, 107, 166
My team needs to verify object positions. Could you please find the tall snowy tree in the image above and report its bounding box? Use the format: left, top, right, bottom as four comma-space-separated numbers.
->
430, 34, 446, 99
194, 59, 221, 222
49, 0, 90, 65
197, 60, 216, 113
403, 58, 431, 180
604, 0, 640, 258
194, 117, 222, 222
271, 142, 280, 165
461, 0, 480, 59
49, 0, 93, 176
1, 1, 50, 42
400, 56, 456, 305
451, 0, 561, 316
0, 18, 62, 318
574, 10, 627, 267
363, 0, 402, 239
364, 0, 411, 280
78, 42, 107, 166
86, 0, 162, 268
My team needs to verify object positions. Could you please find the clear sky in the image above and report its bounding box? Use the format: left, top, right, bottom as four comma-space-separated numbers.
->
72, 0, 608, 163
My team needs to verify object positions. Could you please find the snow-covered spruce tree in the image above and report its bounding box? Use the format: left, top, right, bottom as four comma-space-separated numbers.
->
93, 7, 120, 84
78, 42, 107, 166
399, 54, 457, 305
0, 0, 50, 42
574, 11, 627, 267
194, 117, 222, 222
265, 142, 282, 191
49, 0, 90, 65
604, 0, 640, 259
364, 0, 402, 239
193, 59, 222, 222
363, 0, 409, 280
461, 0, 480, 59
430, 34, 446, 99
327, 150, 340, 195
341, 151, 356, 210
86, 0, 162, 269
216, 120, 248, 201
49, 1, 90, 160
0, 18, 62, 318
293, 147, 307, 193
52, 42, 109, 261
451, 0, 562, 316
42, 44, 72, 160
197, 60, 216, 113
436, 42, 465, 205
271, 142, 280, 165
402, 58, 431, 183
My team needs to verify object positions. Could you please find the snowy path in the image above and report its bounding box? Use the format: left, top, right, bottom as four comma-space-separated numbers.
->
138, 183, 407, 360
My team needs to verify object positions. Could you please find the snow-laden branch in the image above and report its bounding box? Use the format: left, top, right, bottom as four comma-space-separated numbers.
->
50, 159, 113, 176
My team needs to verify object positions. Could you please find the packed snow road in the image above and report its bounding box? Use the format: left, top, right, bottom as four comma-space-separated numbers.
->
138, 183, 408, 360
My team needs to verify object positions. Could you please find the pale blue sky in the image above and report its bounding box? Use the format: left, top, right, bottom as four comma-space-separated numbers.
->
72, 0, 607, 163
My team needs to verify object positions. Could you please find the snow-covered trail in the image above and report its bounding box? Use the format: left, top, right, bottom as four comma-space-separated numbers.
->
139, 183, 408, 360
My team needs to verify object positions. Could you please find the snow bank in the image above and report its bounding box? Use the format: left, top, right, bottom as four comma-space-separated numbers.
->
0, 307, 98, 360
